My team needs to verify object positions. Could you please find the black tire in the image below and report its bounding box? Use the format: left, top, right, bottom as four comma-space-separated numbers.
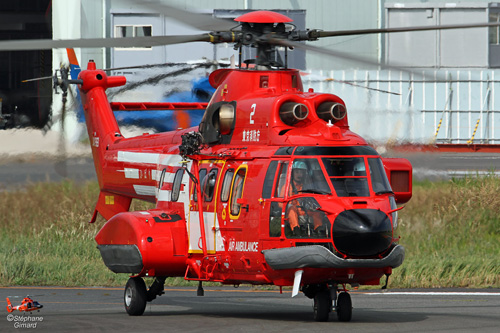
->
336, 292, 352, 322
313, 289, 331, 322
124, 277, 148, 316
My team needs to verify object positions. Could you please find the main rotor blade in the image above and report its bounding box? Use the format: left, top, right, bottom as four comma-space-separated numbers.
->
119, 0, 236, 31
273, 39, 402, 71
22, 75, 53, 83
274, 38, 447, 80
0, 34, 210, 51
103, 61, 229, 72
318, 21, 500, 38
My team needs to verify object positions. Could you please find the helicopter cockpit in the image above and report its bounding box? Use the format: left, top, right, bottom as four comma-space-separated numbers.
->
266, 146, 396, 240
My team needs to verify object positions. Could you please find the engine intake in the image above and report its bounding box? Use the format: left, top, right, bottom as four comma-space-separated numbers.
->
279, 102, 309, 126
219, 103, 235, 135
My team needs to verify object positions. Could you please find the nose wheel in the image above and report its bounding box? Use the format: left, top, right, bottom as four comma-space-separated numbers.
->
124, 277, 147, 316
313, 289, 331, 321
309, 285, 353, 322
336, 292, 352, 322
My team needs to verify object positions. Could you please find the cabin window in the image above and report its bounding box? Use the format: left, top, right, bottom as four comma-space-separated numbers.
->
322, 157, 369, 197
193, 168, 207, 202
158, 168, 166, 189
262, 161, 279, 199
220, 169, 234, 202
230, 168, 247, 216
171, 168, 184, 202
203, 169, 218, 202
368, 158, 393, 194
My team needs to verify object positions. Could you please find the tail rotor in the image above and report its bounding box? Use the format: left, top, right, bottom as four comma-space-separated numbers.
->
52, 64, 81, 177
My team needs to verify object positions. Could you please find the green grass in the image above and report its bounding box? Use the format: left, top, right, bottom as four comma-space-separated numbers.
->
0, 178, 498, 288
393, 176, 500, 288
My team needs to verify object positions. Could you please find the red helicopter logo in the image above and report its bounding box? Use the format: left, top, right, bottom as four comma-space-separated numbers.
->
6, 296, 43, 314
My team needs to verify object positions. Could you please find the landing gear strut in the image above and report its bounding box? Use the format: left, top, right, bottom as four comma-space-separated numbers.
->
124, 277, 166, 316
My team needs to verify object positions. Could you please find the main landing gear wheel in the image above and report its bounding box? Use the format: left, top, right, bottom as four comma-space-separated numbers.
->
124, 277, 147, 316
313, 289, 331, 322
336, 292, 352, 322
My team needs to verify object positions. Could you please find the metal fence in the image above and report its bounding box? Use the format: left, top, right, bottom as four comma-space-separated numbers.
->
303, 69, 500, 144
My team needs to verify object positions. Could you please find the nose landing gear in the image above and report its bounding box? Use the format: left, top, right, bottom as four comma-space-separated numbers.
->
306, 284, 353, 322
336, 291, 352, 322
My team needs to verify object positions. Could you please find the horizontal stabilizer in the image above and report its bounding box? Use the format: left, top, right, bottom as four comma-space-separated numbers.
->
92, 191, 132, 221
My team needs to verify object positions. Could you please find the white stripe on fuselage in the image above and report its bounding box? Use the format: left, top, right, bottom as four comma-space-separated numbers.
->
133, 185, 156, 196
118, 151, 160, 164
124, 168, 140, 179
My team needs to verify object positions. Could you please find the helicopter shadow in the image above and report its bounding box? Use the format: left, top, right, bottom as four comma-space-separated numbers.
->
143, 294, 428, 325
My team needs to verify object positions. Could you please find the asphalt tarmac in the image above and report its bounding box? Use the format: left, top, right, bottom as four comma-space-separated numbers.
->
1, 286, 499, 332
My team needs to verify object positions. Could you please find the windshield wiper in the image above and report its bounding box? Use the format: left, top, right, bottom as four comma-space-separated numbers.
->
375, 190, 394, 195
298, 189, 332, 195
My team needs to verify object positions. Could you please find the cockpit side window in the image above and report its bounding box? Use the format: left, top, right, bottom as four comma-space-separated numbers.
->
262, 161, 279, 199
274, 162, 289, 198
322, 157, 369, 197
368, 158, 393, 194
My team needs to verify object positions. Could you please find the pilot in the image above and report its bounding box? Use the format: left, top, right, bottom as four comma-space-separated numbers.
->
287, 161, 323, 236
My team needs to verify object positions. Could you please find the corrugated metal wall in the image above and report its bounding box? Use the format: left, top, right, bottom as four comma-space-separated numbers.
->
303, 69, 500, 144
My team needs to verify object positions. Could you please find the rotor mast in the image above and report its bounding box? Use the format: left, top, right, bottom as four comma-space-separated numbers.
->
208, 11, 318, 70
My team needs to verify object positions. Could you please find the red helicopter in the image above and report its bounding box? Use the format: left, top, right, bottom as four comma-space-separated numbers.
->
2, 6, 497, 322
82, 10, 412, 322
6, 296, 43, 313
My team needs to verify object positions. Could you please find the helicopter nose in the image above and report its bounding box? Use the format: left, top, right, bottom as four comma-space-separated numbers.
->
332, 209, 392, 257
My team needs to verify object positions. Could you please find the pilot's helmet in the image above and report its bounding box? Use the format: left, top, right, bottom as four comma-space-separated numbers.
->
293, 161, 307, 171
353, 160, 366, 175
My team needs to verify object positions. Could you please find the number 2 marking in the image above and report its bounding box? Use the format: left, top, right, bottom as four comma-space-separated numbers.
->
250, 104, 256, 124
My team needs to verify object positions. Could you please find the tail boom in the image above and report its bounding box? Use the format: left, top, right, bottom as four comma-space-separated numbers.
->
78, 60, 126, 188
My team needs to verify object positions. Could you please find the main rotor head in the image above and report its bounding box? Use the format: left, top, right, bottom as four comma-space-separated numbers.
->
209, 11, 316, 69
